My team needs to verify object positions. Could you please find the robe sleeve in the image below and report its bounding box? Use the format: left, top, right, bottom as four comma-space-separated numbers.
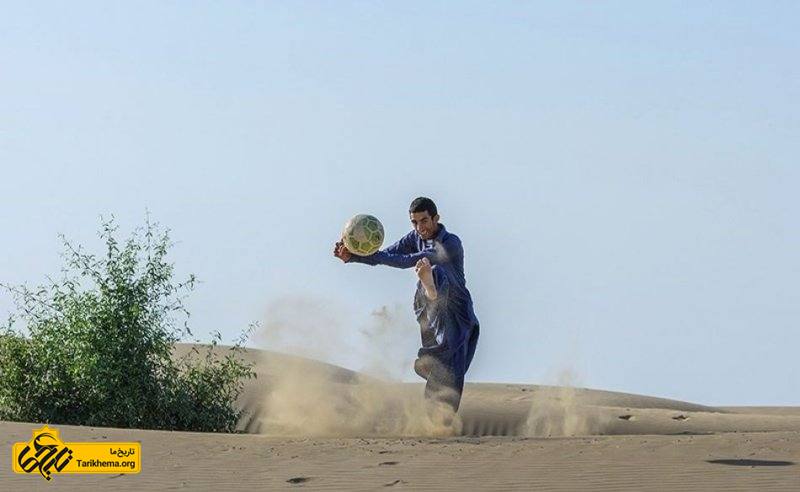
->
350, 234, 461, 270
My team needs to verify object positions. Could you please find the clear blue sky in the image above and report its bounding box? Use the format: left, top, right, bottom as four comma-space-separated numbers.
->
1, 2, 798, 405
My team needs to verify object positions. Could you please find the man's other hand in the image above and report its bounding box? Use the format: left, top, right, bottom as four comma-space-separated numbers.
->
334, 240, 352, 263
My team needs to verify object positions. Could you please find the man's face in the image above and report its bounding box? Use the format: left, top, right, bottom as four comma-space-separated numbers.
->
410, 211, 440, 240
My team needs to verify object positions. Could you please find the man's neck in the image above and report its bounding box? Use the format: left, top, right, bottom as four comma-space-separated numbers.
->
422, 224, 441, 241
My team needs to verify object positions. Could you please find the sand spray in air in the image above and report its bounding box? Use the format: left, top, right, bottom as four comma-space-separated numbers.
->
252, 295, 461, 437
524, 367, 612, 437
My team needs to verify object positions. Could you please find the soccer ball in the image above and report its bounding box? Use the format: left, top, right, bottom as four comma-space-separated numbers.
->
342, 214, 384, 256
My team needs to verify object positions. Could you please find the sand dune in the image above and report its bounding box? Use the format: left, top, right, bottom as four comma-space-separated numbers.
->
2, 344, 798, 490
207, 345, 800, 438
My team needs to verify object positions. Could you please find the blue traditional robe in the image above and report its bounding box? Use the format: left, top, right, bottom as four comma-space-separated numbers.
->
348, 223, 479, 410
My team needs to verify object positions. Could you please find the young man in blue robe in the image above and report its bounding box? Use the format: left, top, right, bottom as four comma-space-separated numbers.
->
334, 197, 479, 413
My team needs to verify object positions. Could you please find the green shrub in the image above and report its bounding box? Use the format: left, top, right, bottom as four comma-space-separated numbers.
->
0, 216, 255, 432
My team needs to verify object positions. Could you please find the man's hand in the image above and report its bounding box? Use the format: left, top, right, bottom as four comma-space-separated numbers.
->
415, 258, 437, 300
333, 240, 352, 263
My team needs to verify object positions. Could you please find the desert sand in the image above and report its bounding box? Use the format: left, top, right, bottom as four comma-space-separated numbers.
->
2, 345, 798, 490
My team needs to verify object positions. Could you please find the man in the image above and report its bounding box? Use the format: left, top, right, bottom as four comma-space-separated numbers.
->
333, 197, 479, 413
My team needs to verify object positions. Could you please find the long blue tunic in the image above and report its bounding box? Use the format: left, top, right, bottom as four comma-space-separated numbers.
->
348, 224, 479, 374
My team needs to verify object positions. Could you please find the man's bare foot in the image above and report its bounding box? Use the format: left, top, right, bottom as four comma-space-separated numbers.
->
415, 258, 437, 300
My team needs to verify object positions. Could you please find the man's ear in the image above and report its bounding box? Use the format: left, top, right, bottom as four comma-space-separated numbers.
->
433, 214, 440, 223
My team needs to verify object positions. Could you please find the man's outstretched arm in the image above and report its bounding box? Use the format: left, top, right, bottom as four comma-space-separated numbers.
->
344, 231, 420, 268
350, 235, 461, 269
383, 231, 418, 255
334, 231, 417, 265
352, 248, 433, 269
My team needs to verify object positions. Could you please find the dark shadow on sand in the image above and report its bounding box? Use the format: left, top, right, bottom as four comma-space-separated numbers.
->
706, 459, 795, 467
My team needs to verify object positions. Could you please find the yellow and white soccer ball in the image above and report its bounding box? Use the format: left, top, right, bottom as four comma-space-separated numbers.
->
342, 214, 384, 256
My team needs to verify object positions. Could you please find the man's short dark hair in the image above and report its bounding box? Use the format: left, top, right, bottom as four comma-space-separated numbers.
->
409, 197, 438, 217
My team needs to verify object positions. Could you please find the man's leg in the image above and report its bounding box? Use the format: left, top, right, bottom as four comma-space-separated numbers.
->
422, 325, 477, 410
423, 348, 467, 413
464, 324, 479, 372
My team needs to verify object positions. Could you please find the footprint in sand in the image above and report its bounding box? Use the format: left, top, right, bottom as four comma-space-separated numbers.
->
618, 414, 635, 421
287, 477, 311, 484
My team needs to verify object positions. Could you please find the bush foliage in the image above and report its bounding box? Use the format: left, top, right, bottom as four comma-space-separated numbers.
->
0, 216, 255, 432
